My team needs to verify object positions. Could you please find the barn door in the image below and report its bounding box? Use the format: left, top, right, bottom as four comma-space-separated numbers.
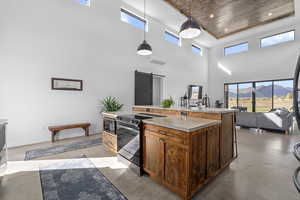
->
135, 71, 153, 106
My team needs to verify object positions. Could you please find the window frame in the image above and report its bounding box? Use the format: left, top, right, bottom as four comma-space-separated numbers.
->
120, 8, 148, 31
164, 30, 181, 46
224, 42, 249, 56
192, 44, 202, 55
78, 0, 91, 7
260, 30, 295, 48
224, 78, 293, 112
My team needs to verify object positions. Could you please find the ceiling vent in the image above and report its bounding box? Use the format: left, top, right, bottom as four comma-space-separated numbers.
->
150, 59, 166, 66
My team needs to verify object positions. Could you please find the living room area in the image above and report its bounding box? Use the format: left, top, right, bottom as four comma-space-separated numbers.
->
208, 27, 299, 135
227, 79, 294, 134
1, 0, 300, 200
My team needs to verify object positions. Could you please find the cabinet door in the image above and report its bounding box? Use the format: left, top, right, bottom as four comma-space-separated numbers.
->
102, 131, 117, 153
164, 141, 188, 191
221, 114, 234, 167
143, 131, 164, 177
207, 126, 220, 176
191, 132, 206, 191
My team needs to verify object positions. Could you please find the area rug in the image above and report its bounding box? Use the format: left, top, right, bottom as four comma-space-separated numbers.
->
25, 138, 102, 160
39, 157, 128, 200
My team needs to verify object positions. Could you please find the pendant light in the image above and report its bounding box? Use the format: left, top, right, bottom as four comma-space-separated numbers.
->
179, 0, 201, 39
137, 0, 152, 56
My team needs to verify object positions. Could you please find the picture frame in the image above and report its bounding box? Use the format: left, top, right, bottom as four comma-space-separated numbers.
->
51, 78, 83, 91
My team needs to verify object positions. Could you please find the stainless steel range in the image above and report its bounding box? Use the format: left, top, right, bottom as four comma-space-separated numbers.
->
116, 114, 151, 176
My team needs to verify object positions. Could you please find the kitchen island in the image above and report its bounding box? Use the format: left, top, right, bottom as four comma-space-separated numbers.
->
102, 106, 237, 200
133, 105, 237, 167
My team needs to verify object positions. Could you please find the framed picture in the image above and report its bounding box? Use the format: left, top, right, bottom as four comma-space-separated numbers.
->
51, 78, 83, 91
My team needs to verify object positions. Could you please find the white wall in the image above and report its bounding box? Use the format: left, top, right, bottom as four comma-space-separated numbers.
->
0, 0, 208, 147
208, 23, 300, 105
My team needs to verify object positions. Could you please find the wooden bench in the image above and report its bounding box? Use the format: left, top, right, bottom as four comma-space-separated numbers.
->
48, 123, 91, 142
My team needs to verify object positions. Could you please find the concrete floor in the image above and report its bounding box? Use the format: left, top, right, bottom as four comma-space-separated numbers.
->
1, 128, 300, 200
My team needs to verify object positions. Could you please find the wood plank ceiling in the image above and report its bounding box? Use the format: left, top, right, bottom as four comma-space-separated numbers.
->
164, 0, 295, 39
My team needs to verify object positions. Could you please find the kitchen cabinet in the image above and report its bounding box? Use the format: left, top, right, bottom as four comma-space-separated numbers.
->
220, 113, 234, 166
207, 126, 220, 177
133, 106, 235, 169
102, 131, 117, 153
143, 131, 164, 178
164, 141, 188, 194
143, 124, 221, 200
143, 127, 188, 197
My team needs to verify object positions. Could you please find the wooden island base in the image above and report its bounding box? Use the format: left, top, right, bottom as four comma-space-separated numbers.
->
143, 124, 230, 200
134, 106, 236, 200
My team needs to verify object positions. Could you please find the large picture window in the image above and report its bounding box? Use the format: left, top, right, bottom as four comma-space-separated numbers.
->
225, 79, 293, 112
273, 80, 293, 110
255, 81, 273, 112
238, 83, 253, 112
226, 84, 238, 108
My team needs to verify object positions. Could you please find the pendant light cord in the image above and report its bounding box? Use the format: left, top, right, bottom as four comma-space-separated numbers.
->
144, 0, 146, 40
190, 0, 192, 19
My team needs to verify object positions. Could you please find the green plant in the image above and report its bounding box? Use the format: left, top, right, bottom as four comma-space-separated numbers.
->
101, 96, 123, 112
161, 97, 174, 108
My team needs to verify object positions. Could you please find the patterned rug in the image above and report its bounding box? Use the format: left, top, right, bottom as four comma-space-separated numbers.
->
25, 138, 102, 160
39, 157, 127, 200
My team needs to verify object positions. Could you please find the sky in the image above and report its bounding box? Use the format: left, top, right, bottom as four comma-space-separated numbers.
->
121, 10, 146, 31
261, 31, 294, 48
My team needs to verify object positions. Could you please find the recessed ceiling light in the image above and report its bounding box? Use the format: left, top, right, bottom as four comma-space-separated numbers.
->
210, 14, 214, 18
268, 12, 273, 16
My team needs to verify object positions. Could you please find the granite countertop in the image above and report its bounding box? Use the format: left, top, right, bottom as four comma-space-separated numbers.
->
143, 115, 220, 132
101, 111, 220, 132
102, 110, 134, 119
133, 105, 237, 114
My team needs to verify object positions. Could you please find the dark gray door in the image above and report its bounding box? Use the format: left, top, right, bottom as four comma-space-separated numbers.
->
135, 71, 153, 105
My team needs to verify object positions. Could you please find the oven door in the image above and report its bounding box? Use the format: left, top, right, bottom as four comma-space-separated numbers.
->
103, 118, 116, 135
116, 121, 140, 166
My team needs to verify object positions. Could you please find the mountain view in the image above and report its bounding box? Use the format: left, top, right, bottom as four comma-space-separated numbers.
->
229, 85, 292, 98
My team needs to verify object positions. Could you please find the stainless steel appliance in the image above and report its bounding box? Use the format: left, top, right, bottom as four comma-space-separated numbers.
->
116, 114, 158, 176
202, 94, 211, 107
103, 117, 116, 135
0, 120, 7, 179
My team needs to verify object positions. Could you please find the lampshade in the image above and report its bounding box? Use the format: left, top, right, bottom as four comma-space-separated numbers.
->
179, 18, 201, 39
137, 40, 152, 56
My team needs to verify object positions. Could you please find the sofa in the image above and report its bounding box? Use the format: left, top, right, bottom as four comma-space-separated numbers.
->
236, 108, 293, 134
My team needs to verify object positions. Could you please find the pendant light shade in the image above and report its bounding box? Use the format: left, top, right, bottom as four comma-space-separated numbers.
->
179, 0, 201, 39
137, 40, 152, 56
179, 17, 201, 39
137, 0, 152, 56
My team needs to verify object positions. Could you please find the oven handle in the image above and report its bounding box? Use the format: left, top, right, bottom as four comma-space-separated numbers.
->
117, 124, 140, 133
103, 117, 116, 122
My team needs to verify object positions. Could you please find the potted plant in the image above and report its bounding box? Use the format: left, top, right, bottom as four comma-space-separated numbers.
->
161, 97, 174, 108
101, 96, 123, 112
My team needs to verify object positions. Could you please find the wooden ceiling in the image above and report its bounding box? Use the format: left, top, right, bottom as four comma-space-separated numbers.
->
164, 0, 295, 39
